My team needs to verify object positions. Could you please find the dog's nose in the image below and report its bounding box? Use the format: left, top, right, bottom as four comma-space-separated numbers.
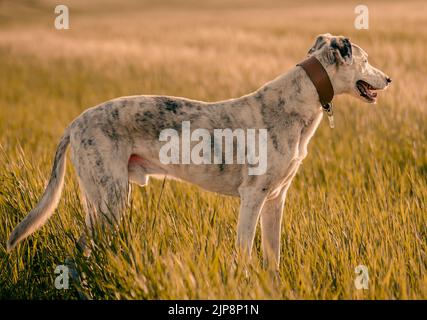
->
386, 77, 392, 84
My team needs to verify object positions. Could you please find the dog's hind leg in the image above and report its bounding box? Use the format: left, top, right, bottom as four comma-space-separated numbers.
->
70, 133, 131, 252
66, 165, 128, 300
78, 166, 129, 247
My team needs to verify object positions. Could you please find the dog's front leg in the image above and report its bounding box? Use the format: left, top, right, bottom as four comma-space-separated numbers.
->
236, 186, 267, 257
260, 188, 288, 269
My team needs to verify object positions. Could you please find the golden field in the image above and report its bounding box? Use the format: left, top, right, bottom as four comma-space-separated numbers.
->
0, 0, 426, 299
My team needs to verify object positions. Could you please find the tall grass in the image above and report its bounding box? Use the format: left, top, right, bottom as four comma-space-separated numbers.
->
0, 0, 426, 299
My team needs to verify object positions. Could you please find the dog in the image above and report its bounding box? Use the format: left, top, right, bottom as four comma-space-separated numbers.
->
7, 33, 391, 268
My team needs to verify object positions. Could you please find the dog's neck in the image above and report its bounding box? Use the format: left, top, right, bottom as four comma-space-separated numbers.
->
251, 66, 324, 121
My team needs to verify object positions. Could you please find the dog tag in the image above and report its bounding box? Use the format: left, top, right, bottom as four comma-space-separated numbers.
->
327, 113, 335, 129
323, 103, 335, 129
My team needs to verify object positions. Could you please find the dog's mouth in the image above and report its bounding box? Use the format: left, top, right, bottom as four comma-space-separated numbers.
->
356, 80, 380, 103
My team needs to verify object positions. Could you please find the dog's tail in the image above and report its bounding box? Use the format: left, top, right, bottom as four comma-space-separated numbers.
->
7, 127, 71, 252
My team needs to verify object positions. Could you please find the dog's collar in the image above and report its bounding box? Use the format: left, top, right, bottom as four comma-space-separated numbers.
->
297, 56, 335, 128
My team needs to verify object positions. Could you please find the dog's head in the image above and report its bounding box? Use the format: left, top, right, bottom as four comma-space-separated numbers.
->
307, 33, 391, 103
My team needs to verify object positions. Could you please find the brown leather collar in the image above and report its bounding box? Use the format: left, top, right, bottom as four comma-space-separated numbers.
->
297, 56, 334, 108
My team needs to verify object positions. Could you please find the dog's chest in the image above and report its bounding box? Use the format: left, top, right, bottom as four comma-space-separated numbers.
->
297, 111, 323, 157
269, 111, 323, 193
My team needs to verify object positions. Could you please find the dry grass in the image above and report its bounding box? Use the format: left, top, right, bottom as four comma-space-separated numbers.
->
0, 0, 426, 299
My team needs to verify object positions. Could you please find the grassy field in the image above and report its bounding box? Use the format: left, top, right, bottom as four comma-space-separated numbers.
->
0, 0, 426, 299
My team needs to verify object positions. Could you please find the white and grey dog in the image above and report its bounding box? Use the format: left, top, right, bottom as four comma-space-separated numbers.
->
7, 34, 390, 267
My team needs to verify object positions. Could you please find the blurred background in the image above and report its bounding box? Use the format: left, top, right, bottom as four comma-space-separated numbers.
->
0, 0, 426, 299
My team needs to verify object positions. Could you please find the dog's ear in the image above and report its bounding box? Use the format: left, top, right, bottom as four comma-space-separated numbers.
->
308, 34, 353, 66
329, 37, 353, 65
307, 34, 331, 55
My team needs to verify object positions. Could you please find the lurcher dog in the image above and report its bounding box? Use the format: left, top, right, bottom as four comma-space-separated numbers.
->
7, 34, 391, 268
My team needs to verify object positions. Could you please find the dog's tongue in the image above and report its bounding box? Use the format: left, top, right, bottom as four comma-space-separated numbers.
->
365, 83, 377, 98
360, 82, 377, 98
